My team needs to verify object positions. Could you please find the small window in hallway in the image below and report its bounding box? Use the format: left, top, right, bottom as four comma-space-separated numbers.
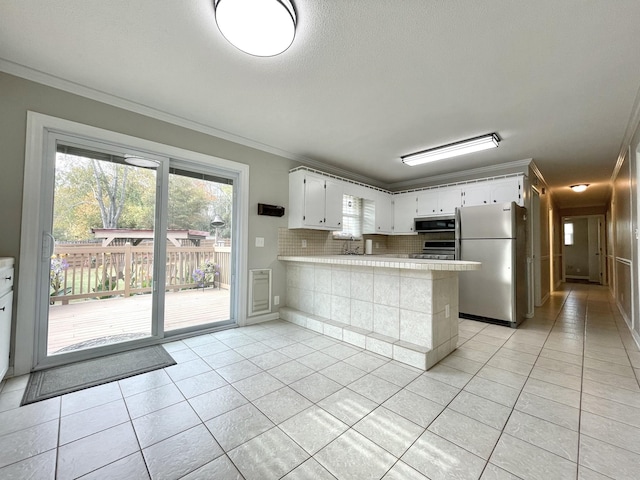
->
564, 222, 574, 245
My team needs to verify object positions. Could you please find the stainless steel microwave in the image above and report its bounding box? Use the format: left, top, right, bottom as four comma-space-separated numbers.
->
414, 215, 456, 232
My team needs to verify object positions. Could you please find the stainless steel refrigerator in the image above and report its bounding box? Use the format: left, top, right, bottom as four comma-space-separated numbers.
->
456, 202, 527, 327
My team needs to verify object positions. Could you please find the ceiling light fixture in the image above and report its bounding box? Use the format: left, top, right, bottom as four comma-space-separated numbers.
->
401, 133, 500, 167
123, 155, 159, 168
213, 0, 297, 57
570, 184, 589, 192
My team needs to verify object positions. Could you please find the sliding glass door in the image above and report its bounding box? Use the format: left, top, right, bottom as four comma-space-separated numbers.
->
163, 167, 233, 333
35, 135, 235, 367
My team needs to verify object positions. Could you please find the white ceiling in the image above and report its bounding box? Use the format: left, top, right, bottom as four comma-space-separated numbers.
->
2, 0, 640, 208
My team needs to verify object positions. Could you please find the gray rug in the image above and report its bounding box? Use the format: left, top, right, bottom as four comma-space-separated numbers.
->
21, 345, 176, 405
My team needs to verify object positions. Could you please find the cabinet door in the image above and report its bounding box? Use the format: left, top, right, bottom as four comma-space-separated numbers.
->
0, 291, 12, 380
375, 193, 394, 233
393, 194, 417, 233
324, 179, 344, 229
438, 187, 462, 214
490, 178, 522, 205
462, 184, 491, 207
416, 191, 439, 215
304, 175, 328, 227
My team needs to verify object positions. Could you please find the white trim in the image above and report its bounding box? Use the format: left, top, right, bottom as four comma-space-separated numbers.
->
244, 312, 280, 326
0, 60, 386, 188
387, 158, 532, 191
15, 111, 249, 375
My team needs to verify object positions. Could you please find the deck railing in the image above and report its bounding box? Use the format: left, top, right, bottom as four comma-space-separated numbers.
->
50, 243, 231, 304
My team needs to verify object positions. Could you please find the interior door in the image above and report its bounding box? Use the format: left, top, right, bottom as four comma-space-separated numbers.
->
588, 216, 603, 284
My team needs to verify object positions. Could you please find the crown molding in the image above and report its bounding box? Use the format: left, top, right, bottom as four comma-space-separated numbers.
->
386, 158, 533, 191
611, 81, 640, 182
0, 59, 387, 188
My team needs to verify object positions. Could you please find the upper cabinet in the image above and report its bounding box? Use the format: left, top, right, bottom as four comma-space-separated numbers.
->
288, 169, 525, 234
393, 193, 418, 234
461, 176, 523, 208
363, 191, 393, 234
416, 187, 462, 216
289, 170, 343, 230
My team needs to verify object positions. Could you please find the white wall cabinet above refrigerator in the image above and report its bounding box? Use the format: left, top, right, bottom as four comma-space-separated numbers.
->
288, 170, 344, 230
461, 176, 523, 208
393, 193, 418, 234
417, 187, 462, 216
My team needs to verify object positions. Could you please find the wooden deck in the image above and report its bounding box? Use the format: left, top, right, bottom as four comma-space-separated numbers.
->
47, 288, 230, 354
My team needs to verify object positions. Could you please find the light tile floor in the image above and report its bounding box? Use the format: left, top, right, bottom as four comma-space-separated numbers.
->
1, 283, 640, 479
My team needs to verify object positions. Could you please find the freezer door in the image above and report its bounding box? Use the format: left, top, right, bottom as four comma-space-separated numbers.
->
459, 238, 515, 323
458, 202, 515, 239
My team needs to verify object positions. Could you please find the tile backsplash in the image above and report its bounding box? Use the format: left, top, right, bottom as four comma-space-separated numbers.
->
278, 228, 454, 256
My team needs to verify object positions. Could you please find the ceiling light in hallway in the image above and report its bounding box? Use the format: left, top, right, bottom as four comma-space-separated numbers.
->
570, 184, 589, 192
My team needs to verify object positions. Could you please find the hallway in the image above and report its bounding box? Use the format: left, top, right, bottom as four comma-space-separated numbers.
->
0, 284, 639, 479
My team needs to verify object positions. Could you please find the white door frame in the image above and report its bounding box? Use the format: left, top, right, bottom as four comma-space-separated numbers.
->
15, 112, 249, 375
561, 214, 605, 284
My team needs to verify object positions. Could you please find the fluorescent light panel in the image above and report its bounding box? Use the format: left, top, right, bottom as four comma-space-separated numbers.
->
402, 133, 500, 166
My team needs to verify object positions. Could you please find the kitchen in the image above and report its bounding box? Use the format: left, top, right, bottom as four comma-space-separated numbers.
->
1, 2, 640, 479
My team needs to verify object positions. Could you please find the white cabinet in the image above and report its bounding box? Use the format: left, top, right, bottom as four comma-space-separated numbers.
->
417, 187, 461, 216
289, 171, 344, 230
0, 258, 14, 381
461, 176, 523, 208
461, 183, 491, 206
363, 191, 394, 234
393, 193, 418, 234
491, 177, 523, 205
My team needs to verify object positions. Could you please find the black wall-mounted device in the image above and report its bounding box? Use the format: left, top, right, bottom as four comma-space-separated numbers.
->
257, 203, 285, 217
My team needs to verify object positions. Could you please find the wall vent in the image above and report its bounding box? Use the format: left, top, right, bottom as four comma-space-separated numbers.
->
249, 269, 272, 316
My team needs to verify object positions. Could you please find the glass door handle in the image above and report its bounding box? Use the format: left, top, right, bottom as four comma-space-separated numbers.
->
42, 232, 55, 261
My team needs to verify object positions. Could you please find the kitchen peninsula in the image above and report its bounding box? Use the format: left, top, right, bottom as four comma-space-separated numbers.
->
278, 255, 480, 370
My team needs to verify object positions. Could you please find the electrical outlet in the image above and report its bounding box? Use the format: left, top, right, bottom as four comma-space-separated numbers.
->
301, 239, 307, 248
375, 242, 379, 249
445, 304, 450, 318
255, 237, 264, 247
274, 295, 280, 305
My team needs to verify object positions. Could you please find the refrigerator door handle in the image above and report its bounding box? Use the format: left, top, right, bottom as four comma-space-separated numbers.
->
455, 207, 461, 259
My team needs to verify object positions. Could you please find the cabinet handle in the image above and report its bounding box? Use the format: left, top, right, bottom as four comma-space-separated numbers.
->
338, 222, 341, 225
4, 276, 11, 281
0, 307, 4, 311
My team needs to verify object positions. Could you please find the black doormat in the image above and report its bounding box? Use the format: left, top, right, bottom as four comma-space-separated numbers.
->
21, 345, 176, 406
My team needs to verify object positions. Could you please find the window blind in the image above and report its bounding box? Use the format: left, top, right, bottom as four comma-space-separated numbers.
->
333, 195, 362, 239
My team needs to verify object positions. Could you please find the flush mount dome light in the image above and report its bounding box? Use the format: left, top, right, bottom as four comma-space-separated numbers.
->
214, 0, 297, 56
123, 155, 159, 168
570, 184, 589, 192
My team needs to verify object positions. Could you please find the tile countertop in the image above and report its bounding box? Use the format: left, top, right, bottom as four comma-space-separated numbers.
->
277, 255, 481, 271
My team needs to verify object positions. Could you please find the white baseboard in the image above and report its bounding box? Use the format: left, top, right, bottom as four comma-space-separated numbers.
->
243, 312, 280, 326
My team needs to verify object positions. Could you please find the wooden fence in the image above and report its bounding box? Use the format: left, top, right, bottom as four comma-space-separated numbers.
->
50, 244, 231, 304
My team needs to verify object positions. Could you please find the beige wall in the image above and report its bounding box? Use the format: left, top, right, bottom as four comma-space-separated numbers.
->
0, 72, 297, 370
611, 150, 633, 325
609, 108, 640, 342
